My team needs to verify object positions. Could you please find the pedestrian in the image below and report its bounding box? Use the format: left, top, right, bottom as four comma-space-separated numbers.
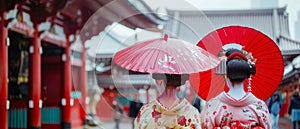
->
268, 93, 282, 129
289, 90, 300, 129
201, 48, 272, 129
86, 85, 104, 126
129, 94, 143, 129
112, 100, 123, 129
192, 95, 201, 113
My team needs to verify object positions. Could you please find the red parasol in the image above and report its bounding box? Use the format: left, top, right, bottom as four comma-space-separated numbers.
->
190, 26, 284, 101
113, 34, 220, 74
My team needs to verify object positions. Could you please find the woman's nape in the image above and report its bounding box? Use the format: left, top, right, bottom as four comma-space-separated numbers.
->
156, 86, 179, 109
225, 76, 246, 100
152, 74, 189, 109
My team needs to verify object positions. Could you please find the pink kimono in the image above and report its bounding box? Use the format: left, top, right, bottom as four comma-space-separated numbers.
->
201, 92, 272, 129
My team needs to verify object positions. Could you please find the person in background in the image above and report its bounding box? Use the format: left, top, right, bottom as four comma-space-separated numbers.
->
268, 93, 281, 129
289, 90, 300, 129
112, 100, 123, 129
192, 95, 202, 113
86, 85, 104, 126
129, 94, 143, 129
201, 50, 272, 129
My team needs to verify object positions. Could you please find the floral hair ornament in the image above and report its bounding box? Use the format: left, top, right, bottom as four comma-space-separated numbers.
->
214, 43, 256, 92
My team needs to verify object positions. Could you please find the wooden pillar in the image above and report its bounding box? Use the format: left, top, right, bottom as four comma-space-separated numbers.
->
28, 23, 41, 129
80, 45, 87, 125
62, 35, 72, 129
0, 11, 8, 129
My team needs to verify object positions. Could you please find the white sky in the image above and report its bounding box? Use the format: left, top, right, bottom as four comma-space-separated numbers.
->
145, 0, 300, 40
280, 0, 300, 39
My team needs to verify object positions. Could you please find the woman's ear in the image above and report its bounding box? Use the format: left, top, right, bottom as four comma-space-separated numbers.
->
155, 79, 165, 95
156, 80, 164, 86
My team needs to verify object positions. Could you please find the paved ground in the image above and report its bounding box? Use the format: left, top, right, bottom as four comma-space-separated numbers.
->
278, 117, 293, 129
99, 119, 132, 129
78, 117, 293, 129
76, 118, 132, 129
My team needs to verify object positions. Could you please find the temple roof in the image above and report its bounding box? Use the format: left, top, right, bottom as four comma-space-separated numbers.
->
165, 7, 300, 55
4, 0, 166, 43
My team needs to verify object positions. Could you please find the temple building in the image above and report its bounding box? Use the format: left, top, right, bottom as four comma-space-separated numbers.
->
0, 0, 164, 129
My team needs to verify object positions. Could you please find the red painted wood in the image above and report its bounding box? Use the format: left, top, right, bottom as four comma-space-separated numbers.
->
9, 23, 34, 38
62, 36, 72, 125
41, 60, 63, 106
41, 124, 60, 129
42, 33, 66, 47
9, 100, 27, 108
41, 56, 62, 64
28, 23, 41, 128
0, 11, 8, 129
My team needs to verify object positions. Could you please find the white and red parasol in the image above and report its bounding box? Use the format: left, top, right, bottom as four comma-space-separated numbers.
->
113, 34, 220, 74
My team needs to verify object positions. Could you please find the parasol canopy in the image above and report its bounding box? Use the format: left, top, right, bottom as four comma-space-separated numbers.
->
113, 34, 220, 74
190, 26, 284, 101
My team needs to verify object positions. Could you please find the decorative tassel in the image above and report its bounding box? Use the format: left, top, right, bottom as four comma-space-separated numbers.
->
248, 76, 252, 92
215, 54, 227, 75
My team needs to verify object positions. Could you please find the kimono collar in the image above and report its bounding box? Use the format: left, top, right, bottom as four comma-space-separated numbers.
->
218, 92, 257, 107
155, 98, 187, 114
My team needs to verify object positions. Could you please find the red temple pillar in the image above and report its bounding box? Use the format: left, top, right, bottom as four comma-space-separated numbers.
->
28, 23, 41, 129
0, 11, 8, 129
80, 45, 87, 125
62, 35, 72, 129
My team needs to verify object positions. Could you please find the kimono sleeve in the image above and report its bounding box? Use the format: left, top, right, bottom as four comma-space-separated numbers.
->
201, 99, 218, 129
134, 104, 151, 129
186, 106, 202, 129
254, 100, 272, 129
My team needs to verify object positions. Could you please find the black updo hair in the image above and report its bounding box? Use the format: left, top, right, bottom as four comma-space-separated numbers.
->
226, 50, 251, 83
152, 74, 189, 87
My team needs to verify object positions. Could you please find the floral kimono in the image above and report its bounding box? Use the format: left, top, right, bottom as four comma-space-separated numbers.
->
135, 98, 201, 129
201, 92, 271, 129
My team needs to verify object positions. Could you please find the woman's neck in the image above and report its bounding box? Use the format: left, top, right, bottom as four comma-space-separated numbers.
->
157, 86, 179, 109
227, 82, 246, 100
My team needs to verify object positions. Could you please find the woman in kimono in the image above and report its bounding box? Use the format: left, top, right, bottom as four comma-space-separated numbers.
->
135, 74, 201, 129
201, 50, 272, 129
